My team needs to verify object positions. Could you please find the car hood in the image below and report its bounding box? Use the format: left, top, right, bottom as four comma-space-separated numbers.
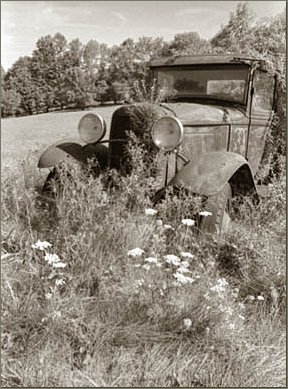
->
161, 102, 247, 125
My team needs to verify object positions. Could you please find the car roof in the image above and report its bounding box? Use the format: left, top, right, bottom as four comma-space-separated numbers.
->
149, 55, 266, 68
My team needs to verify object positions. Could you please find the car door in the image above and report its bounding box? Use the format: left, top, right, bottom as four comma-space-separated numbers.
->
246, 70, 275, 175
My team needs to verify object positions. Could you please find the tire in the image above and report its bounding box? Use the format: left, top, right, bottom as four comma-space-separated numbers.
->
200, 182, 232, 235
42, 167, 62, 199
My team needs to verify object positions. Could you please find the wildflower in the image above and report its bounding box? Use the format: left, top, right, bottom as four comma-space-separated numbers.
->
181, 219, 195, 226
238, 302, 245, 310
52, 311, 62, 319
226, 307, 233, 316
145, 208, 158, 216
163, 224, 173, 230
177, 266, 192, 274
134, 279, 144, 287
180, 252, 194, 259
228, 322, 235, 330
164, 254, 181, 266
181, 260, 190, 268
53, 262, 66, 268
144, 257, 158, 264
183, 318, 192, 330
128, 247, 144, 257
199, 211, 213, 217
156, 219, 163, 226
44, 253, 61, 265
257, 295, 265, 301
247, 295, 255, 301
173, 272, 195, 284
55, 278, 65, 286
32, 240, 52, 251
210, 278, 228, 293
142, 264, 151, 271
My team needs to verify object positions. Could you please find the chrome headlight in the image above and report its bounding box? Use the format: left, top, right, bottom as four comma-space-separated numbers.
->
78, 113, 106, 143
151, 116, 184, 151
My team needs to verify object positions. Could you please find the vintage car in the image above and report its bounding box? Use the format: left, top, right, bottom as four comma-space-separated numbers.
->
38, 55, 277, 233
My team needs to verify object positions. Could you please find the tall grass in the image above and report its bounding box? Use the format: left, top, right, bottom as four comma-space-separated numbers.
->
1, 149, 286, 387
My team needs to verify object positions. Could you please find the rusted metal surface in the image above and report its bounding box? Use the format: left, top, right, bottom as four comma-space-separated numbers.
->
180, 125, 229, 162
150, 55, 265, 67
169, 151, 253, 197
38, 138, 85, 168
38, 138, 109, 169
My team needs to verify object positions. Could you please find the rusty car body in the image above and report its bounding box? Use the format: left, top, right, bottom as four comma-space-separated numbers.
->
38, 55, 277, 233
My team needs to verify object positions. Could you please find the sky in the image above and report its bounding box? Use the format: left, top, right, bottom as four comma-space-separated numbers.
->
1, 0, 286, 70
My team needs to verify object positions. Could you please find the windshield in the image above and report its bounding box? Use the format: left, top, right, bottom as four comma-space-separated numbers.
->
154, 66, 249, 104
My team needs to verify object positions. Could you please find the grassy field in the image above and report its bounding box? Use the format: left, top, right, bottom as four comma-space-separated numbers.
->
1, 108, 286, 387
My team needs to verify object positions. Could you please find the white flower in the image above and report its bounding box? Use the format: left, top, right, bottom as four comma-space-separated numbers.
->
181, 260, 190, 268
164, 254, 181, 266
51, 311, 62, 319
163, 224, 173, 230
199, 211, 213, 217
142, 264, 151, 271
173, 272, 195, 284
32, 240, 52, 251
53, 262, 66, 268
181, 219, 195, 226
128, 247, 144, 257
180, 252, 194, 259
44, 253, 60, 265
45, 292, 53, 300
228, 322, 235, 330
238, 302, 245, 310
134, 279, 144, 287
177, 266, 192, 274
156, 219, 163, 226
144, 257, 158, 264
257, 295, 265, 301
247, 295, 255, 301
183, 318, 192, 330
55, 278, 65, 286
145, 208, 158, 216
210, 278, 228, 293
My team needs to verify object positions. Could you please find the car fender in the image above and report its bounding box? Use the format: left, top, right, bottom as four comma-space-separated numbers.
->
38, 137, 109, 170
169, 151, 257, 198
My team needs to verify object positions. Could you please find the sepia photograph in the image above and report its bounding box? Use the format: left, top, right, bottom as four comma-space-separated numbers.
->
1, 1, 286, 387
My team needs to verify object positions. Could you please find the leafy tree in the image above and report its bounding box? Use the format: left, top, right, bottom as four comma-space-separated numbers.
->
211, 2, 286, 172
5, 56, 40, 115
1, 67, 22, 117
95, 79, 109, 105
165, 31, 211, 56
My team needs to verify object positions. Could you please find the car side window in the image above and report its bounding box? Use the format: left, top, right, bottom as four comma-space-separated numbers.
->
252, 70, 275, 112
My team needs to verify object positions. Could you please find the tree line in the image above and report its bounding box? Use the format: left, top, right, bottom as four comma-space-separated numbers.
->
1, 3, 285, 122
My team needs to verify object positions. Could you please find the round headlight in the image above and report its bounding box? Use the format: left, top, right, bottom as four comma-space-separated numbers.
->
151, 116, 184, 151
78, 113, 106, 144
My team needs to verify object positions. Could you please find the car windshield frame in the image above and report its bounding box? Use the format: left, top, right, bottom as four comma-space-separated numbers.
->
152, 64, 251, 106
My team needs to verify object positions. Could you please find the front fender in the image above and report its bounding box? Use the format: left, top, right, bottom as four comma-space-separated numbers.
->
169, 151, 257, 197
38, 138, 109, 170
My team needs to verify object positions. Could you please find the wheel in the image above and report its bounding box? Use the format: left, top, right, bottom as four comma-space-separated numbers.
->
42, 167, 62, 199
200, 182, 232, 235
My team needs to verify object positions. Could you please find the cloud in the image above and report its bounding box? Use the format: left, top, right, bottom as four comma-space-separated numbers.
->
113, 11, 127, 24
